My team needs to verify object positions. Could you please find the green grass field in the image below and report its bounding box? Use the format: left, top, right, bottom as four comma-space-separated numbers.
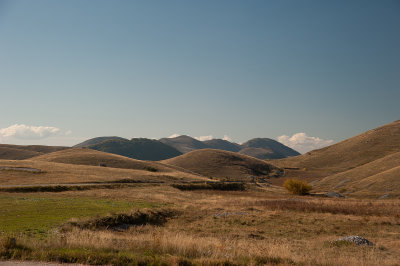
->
0, 195, 157, 235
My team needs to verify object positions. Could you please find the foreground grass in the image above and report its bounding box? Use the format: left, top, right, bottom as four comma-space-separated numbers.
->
1, 186, 400, 265
0, 195, 157, 235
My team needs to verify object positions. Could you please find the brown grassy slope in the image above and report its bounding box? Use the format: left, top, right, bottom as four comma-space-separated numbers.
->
0, 158, 208, 186
30, 148, 191, 173
353, 166, 400, 195
162, 149, 280, 180
0, 146, 41, 160
273, 120, 400, 173
0, 144, 68, 160
314, 152, 400, 196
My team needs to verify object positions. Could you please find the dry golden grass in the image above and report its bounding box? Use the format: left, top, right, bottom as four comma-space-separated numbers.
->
274, 120, 400, 173
3, 185, 399, 265
271, 120, 400, 197
314, 152, 400, 198
163, 148, 280, 180
0, 144, 68, 160
0, 158, 208, 186
31, 148, 196, 174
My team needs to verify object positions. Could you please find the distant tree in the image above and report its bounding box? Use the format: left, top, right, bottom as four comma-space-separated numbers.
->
283, 178, 312, 195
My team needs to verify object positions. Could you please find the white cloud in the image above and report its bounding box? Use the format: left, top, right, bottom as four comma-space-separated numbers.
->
168, 133, 181, 138
195, 135, 213, 141
222, 135, 232, 142
277, 132, 334, 154
65, 130, 72, 135
0, 124, 61, 140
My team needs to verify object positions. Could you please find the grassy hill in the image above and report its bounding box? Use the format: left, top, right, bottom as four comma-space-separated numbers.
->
1, 151, 207, 187
274, 120, 400, 173
31, 148, 187, 173
313, 151, 400, 197
239, 138, 300, 159
202, 139, 241, 152
0, 144, 69, 160
73, 136, 127, 148
163, 148, 280, 180
159, 135, 299, 159
159, 135, 208, 153
84, 138, 182, 161
272, 120, 400, 197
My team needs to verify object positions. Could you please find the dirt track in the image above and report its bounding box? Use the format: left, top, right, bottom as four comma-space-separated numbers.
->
0, 261, 86, 266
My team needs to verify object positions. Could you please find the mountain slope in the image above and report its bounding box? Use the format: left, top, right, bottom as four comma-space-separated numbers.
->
74, 136, 128, 148
88, 138, 182, 161
203, 139, 241, 152
274, 120, 400, 173
239, 138, 300, 159
0, 144, 68, 160
159, 135, 208, 153
31, 148, 188, 173
163, 149, 280, 180
313, 151, 400, 197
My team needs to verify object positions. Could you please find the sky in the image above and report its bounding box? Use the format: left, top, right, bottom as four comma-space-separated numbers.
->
0, 0, 399, 153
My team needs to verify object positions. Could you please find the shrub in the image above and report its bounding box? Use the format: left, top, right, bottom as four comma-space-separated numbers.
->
145, 166, 158, 172
283, 178, 312, 195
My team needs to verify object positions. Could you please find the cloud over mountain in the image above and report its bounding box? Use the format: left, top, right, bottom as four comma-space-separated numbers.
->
195, 135, 213, 141
0, 124, 62, 139
168, 134, 181, 138
277, 133, 334, 154
223, 135, 232, 141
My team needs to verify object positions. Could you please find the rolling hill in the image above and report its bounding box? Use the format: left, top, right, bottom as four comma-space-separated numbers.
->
159, 135, 209, 153
0, 144, 69, 160
313, 151, 400, 197
272, 120, 400, 197
76, 135, 300, 160
0, 156, 207, 187
163, 149, 281, 180
239, 138, 300, 159
77, 138, 182, 161
31, 148, 184, 172
202, 139, 241, 152
73, 136, 127, 148
274, 120, 400, 173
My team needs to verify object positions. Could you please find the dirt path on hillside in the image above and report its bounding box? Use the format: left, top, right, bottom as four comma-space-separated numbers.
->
0, 261, 87, 266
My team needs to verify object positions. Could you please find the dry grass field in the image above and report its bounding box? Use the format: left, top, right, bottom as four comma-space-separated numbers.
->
163, 149, 280, 181
0, 144, 68, 160
1, 184, 399, 265
274, 120, 400, 173
273, 121, 400, 198
0, 160, 203, 186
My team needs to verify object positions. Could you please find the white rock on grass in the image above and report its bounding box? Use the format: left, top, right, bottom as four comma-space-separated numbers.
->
335, 236, 375, 246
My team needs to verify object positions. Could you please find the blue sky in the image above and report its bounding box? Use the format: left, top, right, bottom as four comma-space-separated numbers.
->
0, 0, 399, 152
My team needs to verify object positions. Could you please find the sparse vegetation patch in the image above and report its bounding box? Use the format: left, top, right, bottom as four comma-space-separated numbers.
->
253, 198, 400, 216
0, 184, 142, 193
145, 166, 158, 172
172, 182, 245, 191
62, 208, 178, 231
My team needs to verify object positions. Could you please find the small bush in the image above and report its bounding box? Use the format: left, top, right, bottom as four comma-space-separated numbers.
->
145, 166, 158, 172
283, 178, 312, 195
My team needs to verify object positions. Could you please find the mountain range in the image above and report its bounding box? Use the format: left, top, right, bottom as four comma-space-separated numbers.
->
0, 120, 399, 197
73, 135, 300, 161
